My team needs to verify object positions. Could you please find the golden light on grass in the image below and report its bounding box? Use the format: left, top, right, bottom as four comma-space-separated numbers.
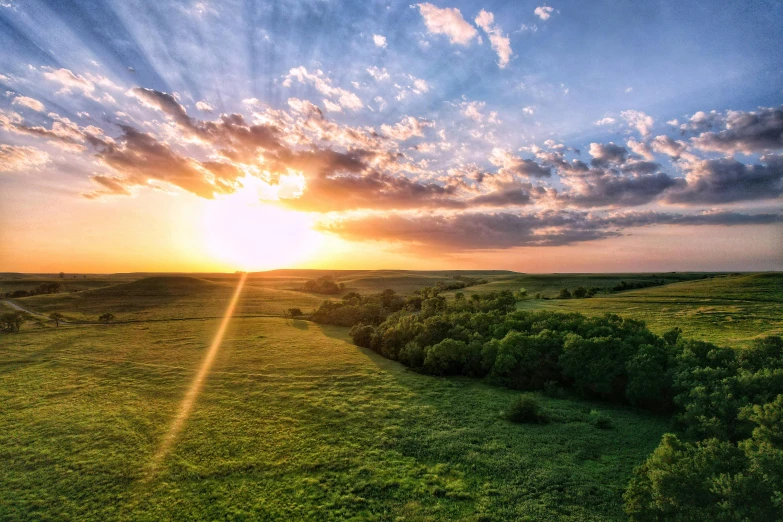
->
147, 272, 248, 478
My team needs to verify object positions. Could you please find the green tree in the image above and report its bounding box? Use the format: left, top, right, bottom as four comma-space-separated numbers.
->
49, 312, 65, 327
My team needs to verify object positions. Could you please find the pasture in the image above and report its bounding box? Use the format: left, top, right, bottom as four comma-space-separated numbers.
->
1, 270, 780, 519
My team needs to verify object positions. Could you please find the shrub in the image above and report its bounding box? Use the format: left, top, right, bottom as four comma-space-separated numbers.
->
558, 288, 571, 299
506, 395, 545, 424
98, 313, 115, 324
349, 324, 375, 348
588, 409, 612, 429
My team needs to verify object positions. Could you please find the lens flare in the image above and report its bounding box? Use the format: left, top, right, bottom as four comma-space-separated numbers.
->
147, 272, 247, 478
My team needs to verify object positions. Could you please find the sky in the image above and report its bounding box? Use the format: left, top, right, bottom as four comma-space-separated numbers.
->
0, 0, 782, 273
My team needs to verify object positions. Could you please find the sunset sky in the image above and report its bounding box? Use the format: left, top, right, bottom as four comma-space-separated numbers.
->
1, 0, 782, 273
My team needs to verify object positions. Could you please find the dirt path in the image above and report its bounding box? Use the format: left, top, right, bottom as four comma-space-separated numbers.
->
1, 300, 65, 324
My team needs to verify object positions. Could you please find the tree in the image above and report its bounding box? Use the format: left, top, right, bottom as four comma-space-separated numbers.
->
573, 286, 588, 298
0, 311, 29, 333
98, 313, 115, 324
59, 272, 64, 279
49, 312, 65, 327
286, 308, 303, 318
558, 288, 572, 299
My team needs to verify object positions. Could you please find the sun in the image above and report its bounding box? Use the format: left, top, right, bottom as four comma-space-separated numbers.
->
201, 178, 323, 271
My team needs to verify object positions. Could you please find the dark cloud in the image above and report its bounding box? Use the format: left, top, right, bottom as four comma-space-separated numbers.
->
589, 142, 628, 168
559, 169, 684, 208
93, 125, 239, 198
691, 106, 783, 154
319, 209, 783, 251
665, 155, 783, 204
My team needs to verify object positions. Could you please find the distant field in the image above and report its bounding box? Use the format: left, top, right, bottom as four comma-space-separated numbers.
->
522, 273, 783, 348
0, 315, 666, 520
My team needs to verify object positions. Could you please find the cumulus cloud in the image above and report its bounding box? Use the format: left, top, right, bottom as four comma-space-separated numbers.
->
42, 67, 95, 96
621, 110, 654, 136
416, 3, 478, 45
460, 100, 486, 121
380, 116, 434, 141
366, 66, 390, 81
595, 117, 615, 126
373, 34, 387, 48
0, 144, 49, 172
589, 142, 628, 167
691, 105, 783, 154
489, 148, 551, 178
12, 95, 45, 112
195, 100, 214, 112
534, 5, 554, 20
475, 10, 512, 68
284, 66, 363, 110
665, 155, 783, 204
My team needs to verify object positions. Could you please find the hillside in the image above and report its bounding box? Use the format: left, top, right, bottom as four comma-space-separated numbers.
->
527, 273, 783, 347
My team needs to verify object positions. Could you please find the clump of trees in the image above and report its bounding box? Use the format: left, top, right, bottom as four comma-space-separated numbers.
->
611, 279, 666, 292
432, 276, 488, 292
4, 282, 63, 298
299, 276, 345, 295
557, 286, 600, 299
0, 311, 30, 333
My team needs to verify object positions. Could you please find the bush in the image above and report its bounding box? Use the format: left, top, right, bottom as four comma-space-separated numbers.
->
506, 395, 546, 424
588, 409, 612, 429
98, 313, 115, 324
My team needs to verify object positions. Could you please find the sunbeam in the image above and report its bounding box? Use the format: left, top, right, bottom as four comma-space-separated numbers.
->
147, 272, 248, 478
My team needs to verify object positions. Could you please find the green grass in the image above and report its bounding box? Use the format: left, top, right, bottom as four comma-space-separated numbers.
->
8, 276, 325, 323
3, 270, 780, 519
522, 273, 783, 348
0, 314, 667, 520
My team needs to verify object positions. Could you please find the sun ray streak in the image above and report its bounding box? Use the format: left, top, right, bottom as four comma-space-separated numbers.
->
147, 272, 247, 478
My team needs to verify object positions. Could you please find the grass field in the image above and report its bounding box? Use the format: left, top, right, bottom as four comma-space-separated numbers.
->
0, 314, 667, 520
2, 270, 780, 519
523, 273, 783, 348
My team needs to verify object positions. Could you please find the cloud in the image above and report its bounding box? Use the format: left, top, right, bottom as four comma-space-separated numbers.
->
665, 155, 783, 204
93, 125, 242, 198
366, 66, 390, 81
691, 105, 783, 154
12, 95, 45, 112
589, 142, 628, 167
649, 135, 688, 159
626, 138, 653, 161
380, 116, 435, 141
284, 66, 363, 110
0, 144, 49, 172
460, 100, 486, 121
416, 3, 478, 45
534, 5, 554, 20
195, 100, 214, 112
559, 169, 684, 208
318, 208, 781, 251
595, 117, 615, 126
42, 67, 95, 96
373, 34, 387, 48
489, 148, 551, 178
621, 110, 654, 136
475, 10, 512, 68
322, 99, 343, 112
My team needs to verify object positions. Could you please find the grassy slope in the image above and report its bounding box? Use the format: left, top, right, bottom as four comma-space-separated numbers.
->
522, 273, 783, 348
0, 312, 666, 520
8, 276, 324, 323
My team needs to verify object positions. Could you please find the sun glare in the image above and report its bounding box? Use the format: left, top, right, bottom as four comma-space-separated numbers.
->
202, 177, 323, 271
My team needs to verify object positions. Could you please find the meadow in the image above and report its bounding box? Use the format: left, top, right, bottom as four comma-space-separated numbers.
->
1, 270, 780, 520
